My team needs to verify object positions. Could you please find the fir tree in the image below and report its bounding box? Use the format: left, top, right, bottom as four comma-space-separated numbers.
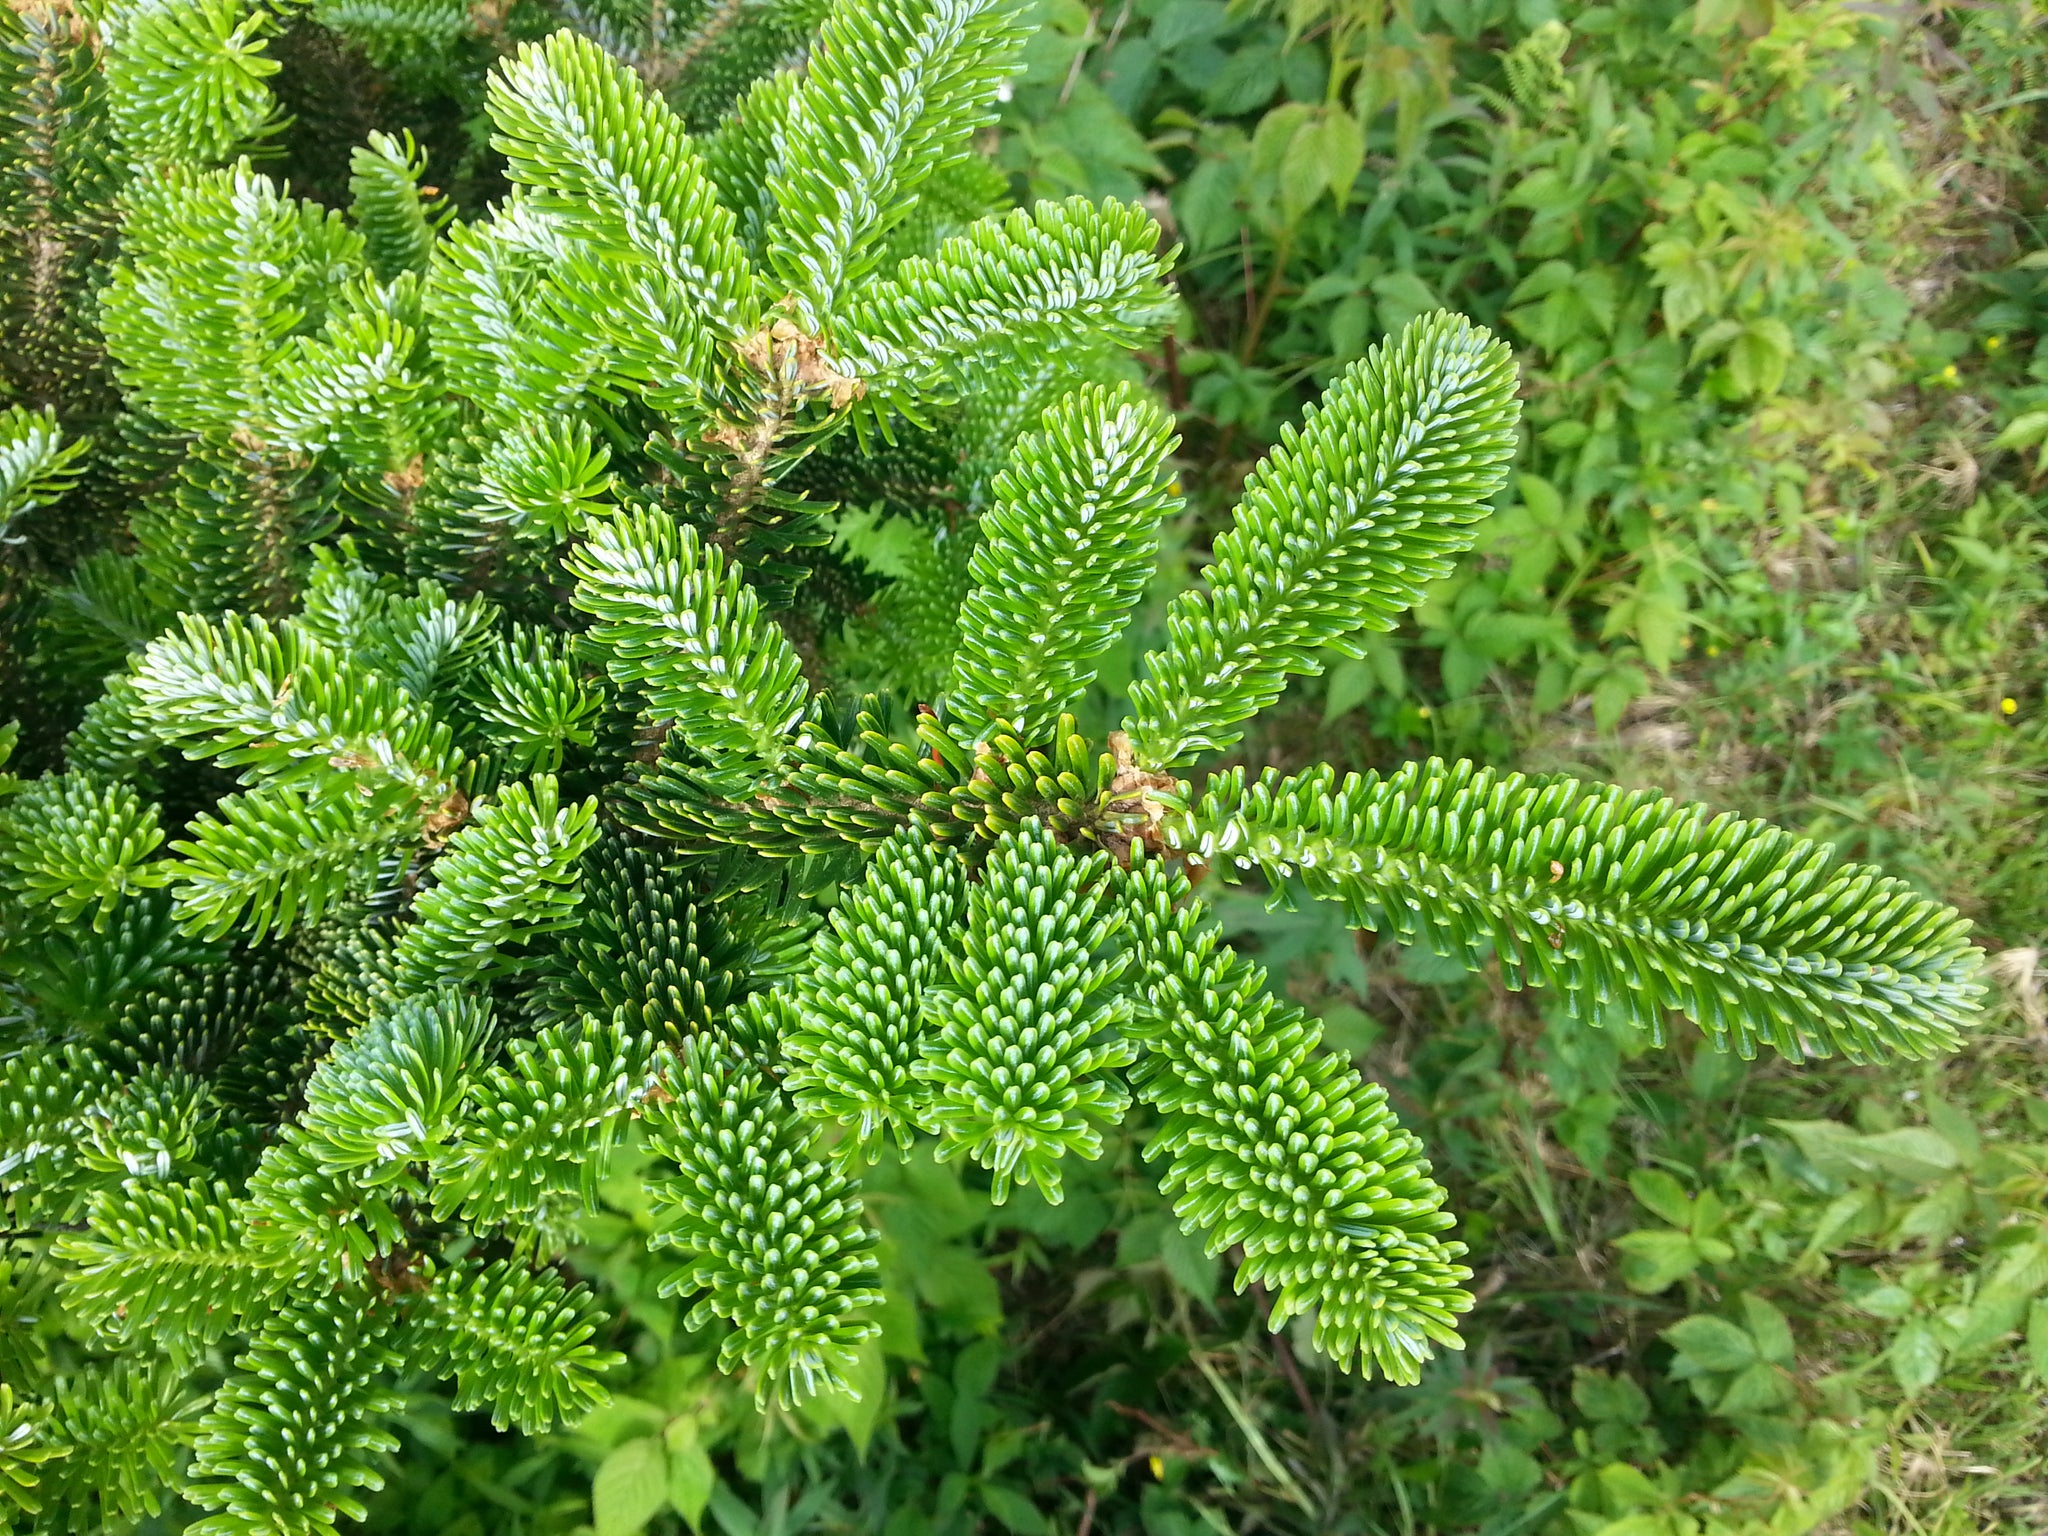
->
0, 0, 1987, 1529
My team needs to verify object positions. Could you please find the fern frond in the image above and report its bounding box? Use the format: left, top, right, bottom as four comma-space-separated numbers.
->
184, 1294, 403, 1536
1125, 312, 1519, 767
947, 383, 1178, 743
393, 775, 600, 987
1173, 758, 1985, 1062
410, 1257, 622, 1432
645, 1036, 882, 1405
567, 509, 810, 782
785, 825, 966, 1164
1117, 852, 1472, 1382
916, 820, 1132, 1203
765, 0, 1029, 328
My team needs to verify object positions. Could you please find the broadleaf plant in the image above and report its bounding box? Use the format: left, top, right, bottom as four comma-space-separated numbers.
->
0, 0, 1985, 1529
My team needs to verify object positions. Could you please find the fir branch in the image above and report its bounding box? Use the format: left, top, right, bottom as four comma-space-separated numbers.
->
828, 520, 975, 703
947, 383, 1179, 743
129, 610, 461, 799
431, 1022, 652, 1232
567, 508, 811, 783
1125, 312, 1519, 767
0, 771, 167, 929
474, 417, 618, 540
241, 1129, 408, 1282
645, 1036, 882, 1404
0, 1383, 62, 1522
184, 1294, 404, 1536
841, 196, 1174, 415
422, 201, 608, 426
0, 1045, 117, 1218
266, 296, 438, 464
99, 163, 363, 439
55, 1179, 288, 1353
0, 404, 91, 537
701, 68, 799, 256
297, 989, 495, 1183
468, 626, 603, 774
167, 778, 414, 942
785, 825, 966, 1163
38, 1360, 204, 1530
553, 832, 750, 1042
0, 0, 119, 414
347, 129, 448, 282
916, 819, 1134, 1203
72, 1063, 218, 1181
487, 29, 759, 339
393, 774, 600, 987
1117, 853, 1473, 1383
765, 0, 1030, 328
101, 0, 280, 167
1173, 758, 1985, 1062
411, 1258, 623, 1432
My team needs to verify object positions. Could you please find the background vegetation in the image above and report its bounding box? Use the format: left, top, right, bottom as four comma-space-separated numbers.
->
8, 2, 2048, 1534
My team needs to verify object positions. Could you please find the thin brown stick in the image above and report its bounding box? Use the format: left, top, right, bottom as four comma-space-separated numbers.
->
1248, 1279, 1332, 1443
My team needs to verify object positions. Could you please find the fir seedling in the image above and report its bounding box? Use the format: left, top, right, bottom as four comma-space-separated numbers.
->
0, 0, 1986, 1529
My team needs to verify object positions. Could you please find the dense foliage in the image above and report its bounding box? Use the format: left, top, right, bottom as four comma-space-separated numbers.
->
0, 2, 2043, 1536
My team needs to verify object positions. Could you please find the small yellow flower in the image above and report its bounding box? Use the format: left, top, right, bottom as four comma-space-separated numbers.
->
1707, 644, 1722, 657
1149, 1456, 1166, 1481
1700, 496, 1720, 511
1940, 363, 1959, 383
1987, 335, 2005, 353
2001, 696, 2019, 716
1417, 705, 1432, 719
